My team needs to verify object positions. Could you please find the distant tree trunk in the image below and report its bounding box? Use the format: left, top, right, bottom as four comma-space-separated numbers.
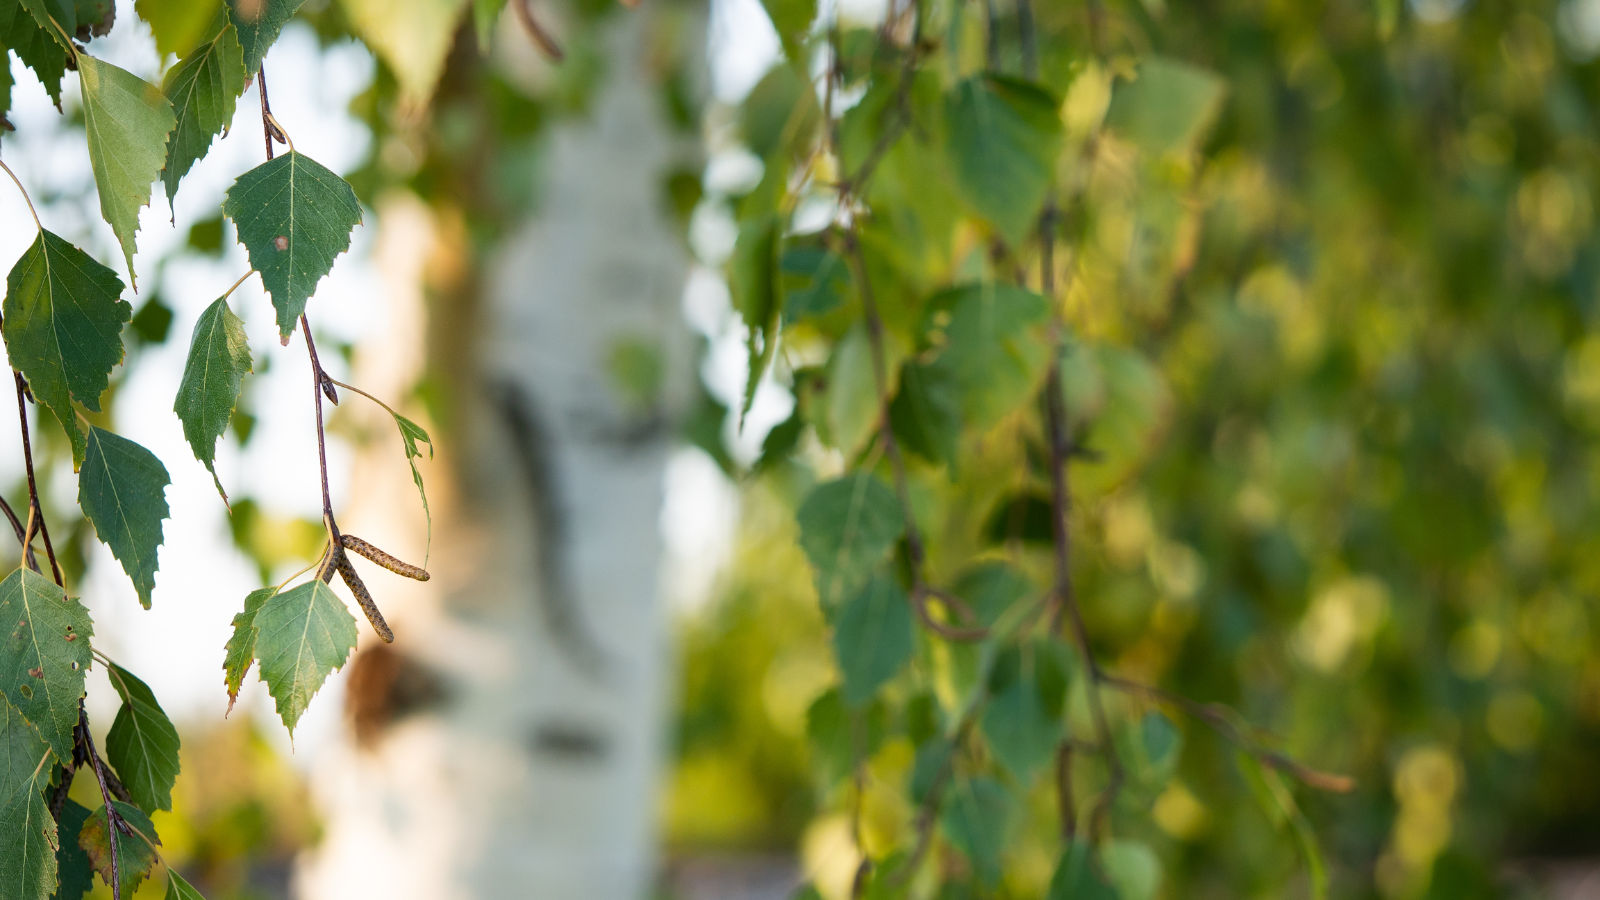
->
298, 7, 698, 898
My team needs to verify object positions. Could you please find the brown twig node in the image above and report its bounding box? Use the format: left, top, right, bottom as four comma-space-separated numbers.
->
336, 549, 395, 643
514, 0, 566, 60
341, 534, 430, 582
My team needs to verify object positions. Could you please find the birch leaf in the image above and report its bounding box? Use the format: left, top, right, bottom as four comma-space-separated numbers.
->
222, 150, 362, 338
222, 587, 273, 713
78, 801, 159, 898
0, 753, 55, 900
2, 230, 132, 469
253, 580, 356, 735
0, 567, 93, 763
105, 664, 181, 814
0, 1, 66, 106
796, 474, 904, 611
52, 799, 94, 900
79, 427, 171, 610
224, 0, 305, 77
173, 297, 251, 499
162, 20, 246, 209
79, 55, 178, 288
944, 75, 1062, 247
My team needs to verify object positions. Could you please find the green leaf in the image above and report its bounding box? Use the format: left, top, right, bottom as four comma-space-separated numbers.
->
928, 283, 1050, 428
52, 798, 94, 900
2, 230, 132, 469
72, 0, 111, 38
760, 0, 815, 61
165, 869, 207, 900
223, 150, 363, 338
0, 568, 93, 762
780, 246, 850, 323
253, 579, 357, 735
224, 0, 305, 77
981, 669, 1060, 784
0, 751, 55, 900
796, 474, 905, 610
1046, 840, 1117, 900
1062, 342, 1172, 498
0, 1, 67, 107
944, 75, 1062, 246
137, 0, 223, 57
222, 587, 273, 713
1100, 841, 1161, 900
472, 0, 506, 50
951, 562, 1033, 628
19, 0, 74, 47
104, 664, 180, 814
731, 214, 780, 421
1105, 57, 1226, 157
173, 297, 251, 499
940, 776, 1014, 887
389, 412, 433, 560
832, 575, 913, 706
162, 21, 246, 209
1128, 711, 1181, 789
79, 54, 178, 288
79, 427, 171, 610
78, 801, 159, 898
822, 322, 902, 454
889, 360, 959, 467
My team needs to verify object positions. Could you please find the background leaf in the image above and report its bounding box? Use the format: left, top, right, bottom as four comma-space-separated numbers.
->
79, 427, 171, 610
164, 869, 207, 900
796, 474, 904, 610
52, 798, 94, 900
173, 296, 251, 499
939, 776, 1014, 887
2, 230, 131, 469
223, 150, 362, 338
136, 0, 223, 58
1046, 840, 1117, 900
832, 575, 913, 706
1104, 57, 1226, 157
928, 283, 1050, 428
0, 568, 92, 762
79, 55, 178, 287
943, 75, 1062, 246
105, 664, 181, 814
253, 580, 357, 734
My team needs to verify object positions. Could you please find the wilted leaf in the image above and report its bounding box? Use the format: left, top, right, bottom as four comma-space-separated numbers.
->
78, 801, 159, 898
222, 587, 273, 713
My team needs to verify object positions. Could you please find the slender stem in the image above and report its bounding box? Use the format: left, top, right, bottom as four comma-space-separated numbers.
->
0, 158, 42, 232
15, 374, 61, 587
1101, 675, 1356, 793
221, 270, 255, 301
300, 316, 339, 536
1056, 741, 1077, 839
325, 377, 402, 419
79, 706, 126, 900
258, 63, 276, 162
513, 0, 566, 60
1017, 0, 1037, 79
0, 490, 39, 572
983, 0, 1000, 71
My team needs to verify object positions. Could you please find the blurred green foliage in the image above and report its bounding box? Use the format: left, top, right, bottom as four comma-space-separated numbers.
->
663, 0, 1600, 899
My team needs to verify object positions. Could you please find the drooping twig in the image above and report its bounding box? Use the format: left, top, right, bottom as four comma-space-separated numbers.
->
80, 705, 129, 900
15, 373, 62, 587
513, 0, 565, 61
1102, 675, 1355, 793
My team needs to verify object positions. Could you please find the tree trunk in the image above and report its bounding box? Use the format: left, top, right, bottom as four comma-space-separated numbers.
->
298, 8, 698, 898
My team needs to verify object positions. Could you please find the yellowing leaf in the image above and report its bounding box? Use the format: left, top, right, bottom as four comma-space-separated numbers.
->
339, 0, 469, 102
79, 55, 178, 288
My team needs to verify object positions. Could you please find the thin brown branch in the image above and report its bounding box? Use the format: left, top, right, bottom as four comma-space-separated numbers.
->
80, 705, 129, 900
513, 0, 565, 61
15, 373, 61, 587
258, 63, 279, 161
1102, 675, 1356, 793
1056, 740, 1076, 839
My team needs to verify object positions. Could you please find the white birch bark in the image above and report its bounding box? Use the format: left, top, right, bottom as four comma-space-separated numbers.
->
299, 6, 698, 898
